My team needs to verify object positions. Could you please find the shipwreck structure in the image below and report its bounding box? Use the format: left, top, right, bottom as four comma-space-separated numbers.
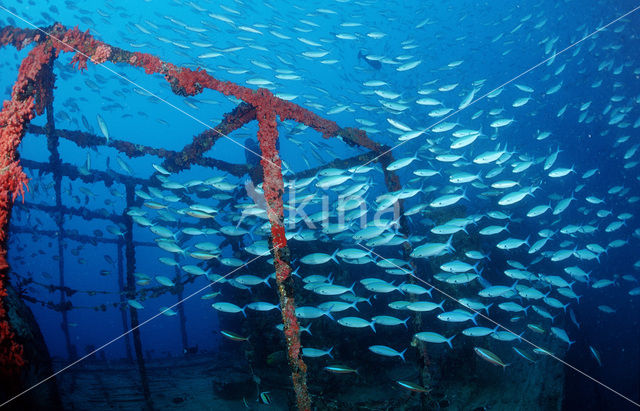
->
0, 23, 567, 410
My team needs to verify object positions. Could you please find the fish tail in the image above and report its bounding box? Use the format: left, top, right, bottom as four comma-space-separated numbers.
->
484, 303, 493, 315
323, 310, 335, 321
473, 261, 481, 274
303, 324, 312, 336
247, 223, 257, 241
446, 234, 455, 253
330, 249, 340, 264
446, 335, 455, 349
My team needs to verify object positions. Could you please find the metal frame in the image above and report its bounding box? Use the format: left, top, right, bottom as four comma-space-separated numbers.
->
0, 23, 417, 410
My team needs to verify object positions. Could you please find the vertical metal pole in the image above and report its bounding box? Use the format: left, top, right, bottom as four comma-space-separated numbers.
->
174, 266, 188, 353
255, 99, 310, 411
124, 184, 153, 410
0, 40, 58, 378
43, 63, 74, 361
117, 239, 133, 362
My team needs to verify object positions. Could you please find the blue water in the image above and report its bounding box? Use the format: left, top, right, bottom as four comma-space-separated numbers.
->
1, 0, 640, 409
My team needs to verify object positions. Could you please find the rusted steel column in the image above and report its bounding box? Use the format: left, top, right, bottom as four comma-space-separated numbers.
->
0, 39, 57, 376
43, 60, 75, 361
255, 93, 310, 411
174, 266, 189, 353
116, 240, 133, 362
124, 184, 153, 411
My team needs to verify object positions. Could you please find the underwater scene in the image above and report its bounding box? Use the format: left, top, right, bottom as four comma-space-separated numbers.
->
0, 0, 639, 409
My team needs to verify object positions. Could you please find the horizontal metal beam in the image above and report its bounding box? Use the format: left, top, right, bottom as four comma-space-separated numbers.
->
9, 225, 155, 248
21, 158, 149, 188
17, 201, 125, 224
27, 124, 250, 177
